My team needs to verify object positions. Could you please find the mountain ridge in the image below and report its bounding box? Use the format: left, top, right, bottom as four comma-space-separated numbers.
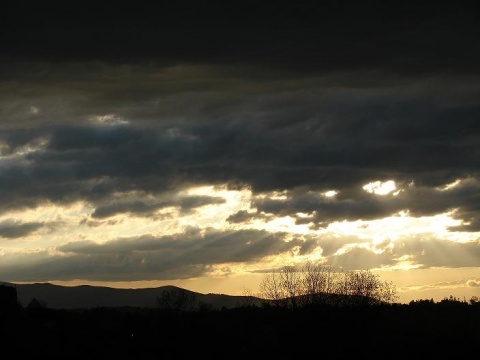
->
1, 281, 263, 310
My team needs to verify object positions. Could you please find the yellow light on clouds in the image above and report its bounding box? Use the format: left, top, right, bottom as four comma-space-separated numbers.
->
326, 210, 465, 243
437, 179, 461, 191
363, 180, 396, 195
323, 190, 338, 197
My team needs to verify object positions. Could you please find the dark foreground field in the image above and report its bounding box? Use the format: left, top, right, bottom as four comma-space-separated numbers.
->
2, 300, 480, 359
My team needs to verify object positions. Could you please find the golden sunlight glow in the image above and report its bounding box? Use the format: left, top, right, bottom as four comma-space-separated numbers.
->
326, 210, 465, 242
248, 215, 313, 235
296, 212, 311, 218
253, 190, 288, 200
323, 190, 338, 197
437, 179, 461, 191
2, 184, 475, 257
181, 185, 251, 228
333, 243, 365, 256
2, 179, 479, 305
363, 180, 396, 195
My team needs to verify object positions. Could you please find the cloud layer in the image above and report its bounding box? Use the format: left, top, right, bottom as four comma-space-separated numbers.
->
1, 2, 479, 300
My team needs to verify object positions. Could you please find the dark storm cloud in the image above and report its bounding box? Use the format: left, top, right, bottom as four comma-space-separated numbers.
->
91, 201, 162, 219
227, 210, 264, 224
91, 195, 225, 219
0, 228, 300, 282
1, 78, 479, 227
178, 195, 226, 212
59, 227, 300, 264
0, 220, 44, 239
2, 2, 479, 76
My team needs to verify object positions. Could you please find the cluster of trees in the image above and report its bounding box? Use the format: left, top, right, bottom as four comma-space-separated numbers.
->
156, 287, 216, 313
152, 263, 399, 313
410, 295, 480, 307
257, 261, 398, 308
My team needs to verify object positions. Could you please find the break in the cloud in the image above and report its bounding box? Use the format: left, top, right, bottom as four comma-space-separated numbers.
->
0, 2, 479, 303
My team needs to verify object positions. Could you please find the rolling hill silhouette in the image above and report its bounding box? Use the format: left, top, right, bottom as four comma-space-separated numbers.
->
2, 282, 262, 310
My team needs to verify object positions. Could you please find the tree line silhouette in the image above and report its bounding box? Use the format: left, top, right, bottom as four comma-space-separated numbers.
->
1, 265, 480, 359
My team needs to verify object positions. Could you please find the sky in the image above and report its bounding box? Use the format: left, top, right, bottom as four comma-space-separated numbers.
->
1, 1, 479, 303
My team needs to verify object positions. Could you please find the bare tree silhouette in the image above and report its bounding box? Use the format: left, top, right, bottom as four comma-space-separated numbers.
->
259, 262, 398, 307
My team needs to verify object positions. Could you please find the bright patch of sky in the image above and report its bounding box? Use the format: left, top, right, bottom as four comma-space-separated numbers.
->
363, 180, 397, 195
323, 190, 338, 197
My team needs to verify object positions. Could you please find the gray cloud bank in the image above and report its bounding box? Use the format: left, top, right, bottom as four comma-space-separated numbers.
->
1, 71, 479, 228
0, 227, 479, 282
0, 228, 297, 281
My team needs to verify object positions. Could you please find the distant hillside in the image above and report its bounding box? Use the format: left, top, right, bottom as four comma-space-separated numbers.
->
1, 282, 264, 310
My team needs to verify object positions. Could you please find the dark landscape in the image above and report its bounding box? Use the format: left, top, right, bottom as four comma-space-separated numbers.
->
1, 283, 479, 359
